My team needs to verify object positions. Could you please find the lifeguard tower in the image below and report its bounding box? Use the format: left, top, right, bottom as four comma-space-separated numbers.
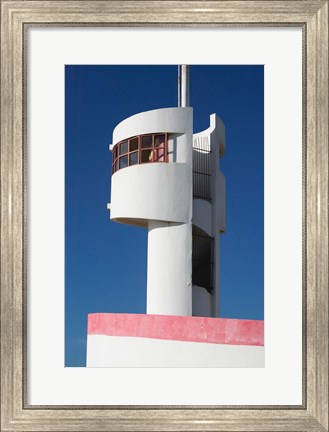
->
108, 65, 225, 317
86, 66, 264, 367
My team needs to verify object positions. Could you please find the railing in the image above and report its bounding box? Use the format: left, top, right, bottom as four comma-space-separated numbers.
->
193, 135, 212, 201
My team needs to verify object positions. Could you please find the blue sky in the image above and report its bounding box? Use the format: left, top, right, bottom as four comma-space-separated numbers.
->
65, 65, 264, 367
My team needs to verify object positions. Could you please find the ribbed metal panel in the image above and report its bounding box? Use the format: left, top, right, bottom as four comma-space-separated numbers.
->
192, 135, 211, 201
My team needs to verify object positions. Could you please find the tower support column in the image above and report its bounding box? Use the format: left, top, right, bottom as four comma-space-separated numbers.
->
147, 220, 192, 316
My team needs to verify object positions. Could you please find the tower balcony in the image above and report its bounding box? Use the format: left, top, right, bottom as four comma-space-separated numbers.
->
110, 162, 192, 227
109, 107, 193, 227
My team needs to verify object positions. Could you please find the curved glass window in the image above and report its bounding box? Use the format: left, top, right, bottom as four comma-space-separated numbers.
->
112, 133, 168, 174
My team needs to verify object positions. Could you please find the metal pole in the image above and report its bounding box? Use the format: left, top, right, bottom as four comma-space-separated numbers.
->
181, 65, 190, 107
178, 65, 181, 107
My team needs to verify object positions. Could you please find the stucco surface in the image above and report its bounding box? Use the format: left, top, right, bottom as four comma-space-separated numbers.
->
86, 335, 265, 367
88, 313, 264, 346
113, 107, 193, 149
87, 313, 264, 367
110, 163, 192, 225
192, 199, 212, 236
147, 221, 192, 315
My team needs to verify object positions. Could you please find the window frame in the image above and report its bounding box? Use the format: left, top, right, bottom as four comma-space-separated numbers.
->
112, 132, 168, 174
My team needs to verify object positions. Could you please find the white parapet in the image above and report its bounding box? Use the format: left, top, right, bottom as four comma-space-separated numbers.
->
113, 107, 193, 162
86, 313, 265, 368
110, 163, 192, 226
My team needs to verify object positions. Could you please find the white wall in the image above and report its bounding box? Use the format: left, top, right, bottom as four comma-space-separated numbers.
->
216, 171, 226, 233
87, 334, 264, 368
192, 285, 212, 317
147, 221, 192, 316
192, 199, 212, 236
110, 163, 192, 226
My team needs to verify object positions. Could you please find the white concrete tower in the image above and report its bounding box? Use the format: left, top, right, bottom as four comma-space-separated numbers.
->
108, 66, 225, 317
109, 108, 193, 316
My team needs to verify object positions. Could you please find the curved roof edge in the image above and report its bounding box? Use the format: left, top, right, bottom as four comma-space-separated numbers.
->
113, 107, 193, 144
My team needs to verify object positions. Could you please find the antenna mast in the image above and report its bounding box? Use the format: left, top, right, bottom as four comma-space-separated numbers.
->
181, 65, 190, 107
178, 65, 181, 107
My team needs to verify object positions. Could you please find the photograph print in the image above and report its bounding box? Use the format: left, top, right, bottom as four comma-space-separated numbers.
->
65, 65, 264, 367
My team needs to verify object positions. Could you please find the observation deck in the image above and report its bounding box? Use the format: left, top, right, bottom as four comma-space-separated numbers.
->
109, 107, 193, 227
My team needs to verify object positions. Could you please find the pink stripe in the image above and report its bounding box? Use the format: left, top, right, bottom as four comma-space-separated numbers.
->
88, 313, 264, 346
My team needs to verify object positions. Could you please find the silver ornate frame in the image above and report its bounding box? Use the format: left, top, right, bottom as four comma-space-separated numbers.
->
1, 1, 328, 431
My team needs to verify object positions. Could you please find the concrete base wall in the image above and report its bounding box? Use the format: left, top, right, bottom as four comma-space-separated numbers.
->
86, 313, 264, 368
87, 334, 264, 367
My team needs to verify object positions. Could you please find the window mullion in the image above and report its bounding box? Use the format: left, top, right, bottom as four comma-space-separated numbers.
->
152, 134, 155, 163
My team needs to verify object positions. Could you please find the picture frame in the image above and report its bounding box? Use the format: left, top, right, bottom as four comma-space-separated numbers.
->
1, 1, 328, 431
